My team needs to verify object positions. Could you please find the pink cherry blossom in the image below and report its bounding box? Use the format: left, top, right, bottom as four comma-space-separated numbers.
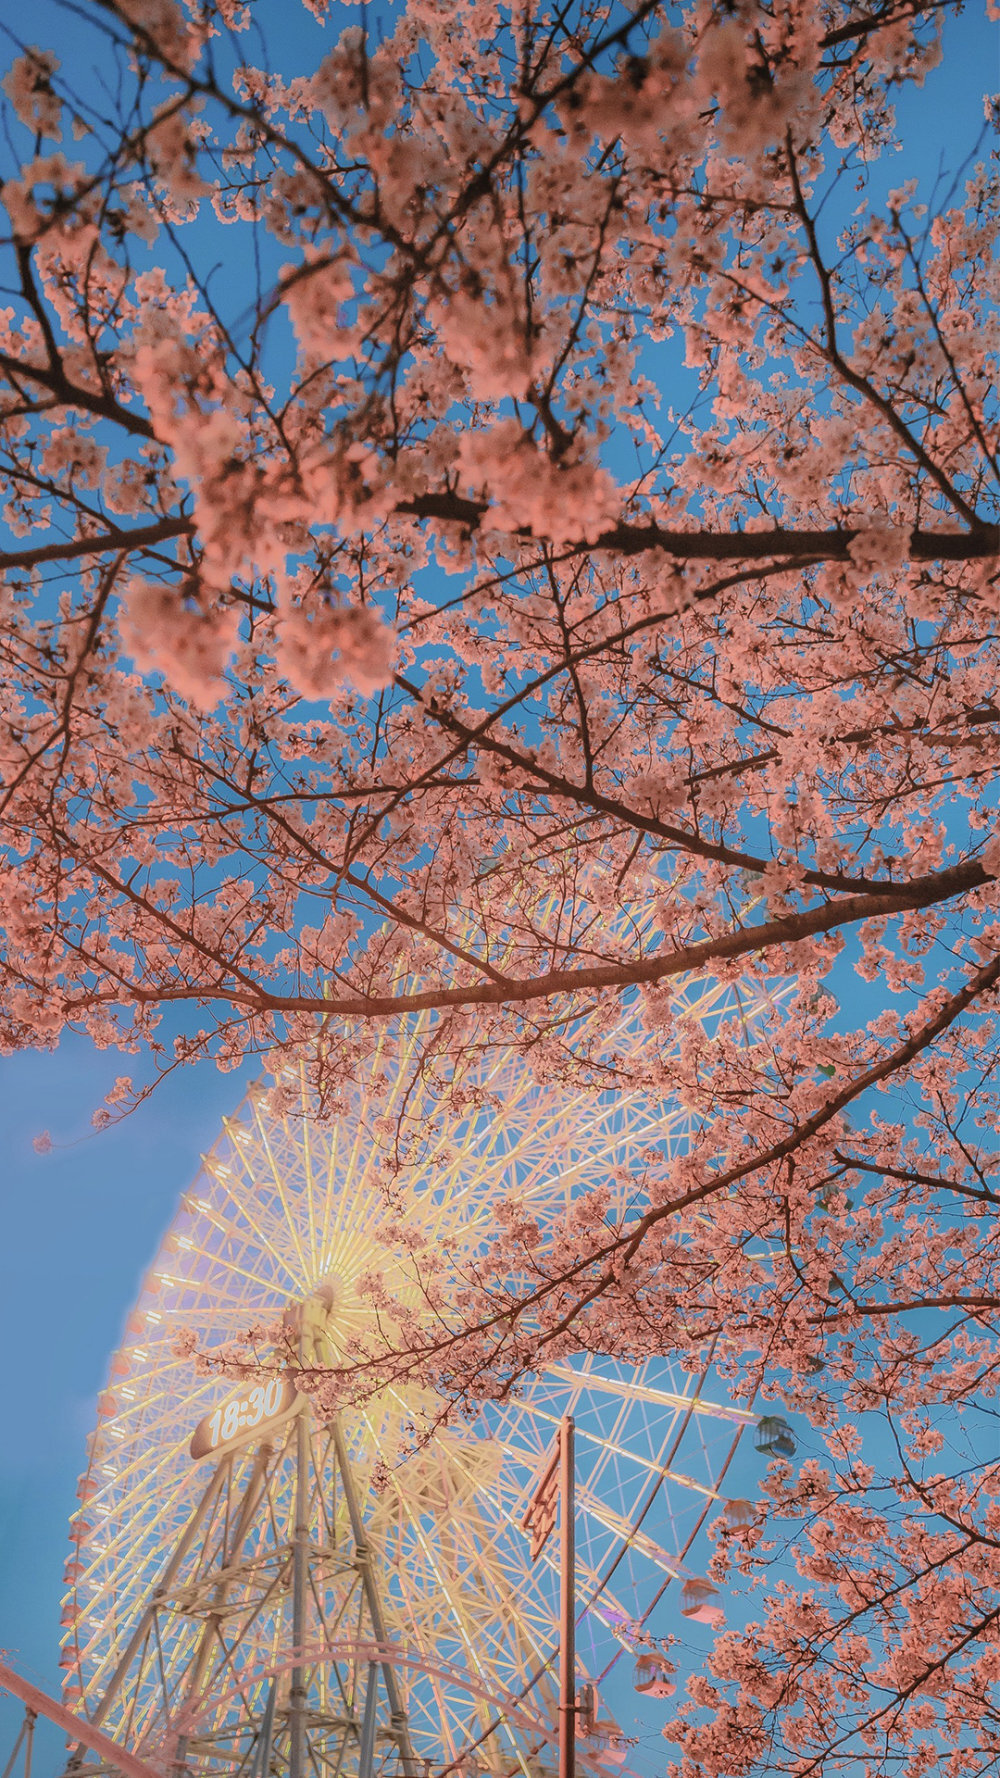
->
0, 3, 998, 1771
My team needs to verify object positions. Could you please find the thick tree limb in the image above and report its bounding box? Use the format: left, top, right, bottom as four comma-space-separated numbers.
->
78, 856, 993, 1018
0, 516, 196, 573
396, 495, 999, 562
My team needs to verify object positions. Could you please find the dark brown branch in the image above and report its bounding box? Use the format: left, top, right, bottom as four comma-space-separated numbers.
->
80, 857, 994, 1019
395, 496, 998, 562
0, 517, 195, 572
395, 669, 981, 899
833, 1150, 1000, 1205
0, 348, 156, 441
820, 0, 954, 50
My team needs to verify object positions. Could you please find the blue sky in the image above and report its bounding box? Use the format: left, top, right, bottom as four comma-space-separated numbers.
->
0, 0, 998, 1771
0, 1032, 258, 1761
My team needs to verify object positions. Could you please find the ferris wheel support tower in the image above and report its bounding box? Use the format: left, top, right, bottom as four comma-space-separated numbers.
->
59, 1384, 432, 1778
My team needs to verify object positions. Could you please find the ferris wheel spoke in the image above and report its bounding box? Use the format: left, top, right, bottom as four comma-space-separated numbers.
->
370, 1442, 505, 1715
210, 1135, 302, 1281
529, 1364, 754, 1428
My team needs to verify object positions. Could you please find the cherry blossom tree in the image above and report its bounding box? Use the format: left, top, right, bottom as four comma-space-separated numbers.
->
2, 0, 1000, 1770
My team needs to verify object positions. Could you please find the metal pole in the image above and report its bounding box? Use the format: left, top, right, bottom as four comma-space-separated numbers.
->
251, 1679, 277, 1778
62, 1460, 228, 1775
175, 1441, 275, 1775
331, 1419, 418, 1777
559, 1415, 575, 1778
288, 1403, 311, 1778
21, 1711, 32, 1778
357, 1664, 378, 1778
0, 1712, 28, 1778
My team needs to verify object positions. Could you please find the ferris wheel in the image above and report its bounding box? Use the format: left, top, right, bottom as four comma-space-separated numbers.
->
56, 1003, 758, 1778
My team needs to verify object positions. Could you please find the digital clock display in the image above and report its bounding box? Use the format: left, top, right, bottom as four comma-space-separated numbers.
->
189, 1375, 299, 1461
